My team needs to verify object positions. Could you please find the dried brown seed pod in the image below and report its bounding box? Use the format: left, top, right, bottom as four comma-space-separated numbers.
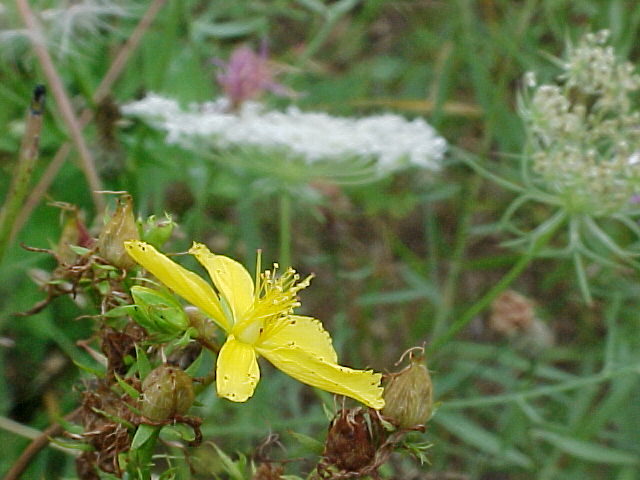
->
319, 407, 386, 476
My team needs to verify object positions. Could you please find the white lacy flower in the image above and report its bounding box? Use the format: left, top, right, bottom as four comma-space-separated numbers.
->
122, 94, 447, 174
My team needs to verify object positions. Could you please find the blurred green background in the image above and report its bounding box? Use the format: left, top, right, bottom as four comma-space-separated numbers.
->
1, 0, 640, 478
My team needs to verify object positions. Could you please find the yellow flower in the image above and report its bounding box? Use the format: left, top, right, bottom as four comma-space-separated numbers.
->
124, 241, 384, 409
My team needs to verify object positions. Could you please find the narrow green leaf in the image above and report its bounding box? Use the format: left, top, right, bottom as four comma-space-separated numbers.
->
211, 444, 246, 480
135, 344, 152, 380
114, 373, 141, 400
532, 430, 639, 465
288, 431, 324, 454
435, 412, 533, 468
73, 359, 106, 378
68, 244, 92, 256
131, 424, 161, 451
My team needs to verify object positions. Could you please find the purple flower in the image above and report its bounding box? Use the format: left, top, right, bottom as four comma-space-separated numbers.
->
213, 44, 290, 109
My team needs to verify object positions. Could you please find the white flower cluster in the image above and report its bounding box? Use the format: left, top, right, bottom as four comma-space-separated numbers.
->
520, 30, 640, 215
122, 94, 447, 175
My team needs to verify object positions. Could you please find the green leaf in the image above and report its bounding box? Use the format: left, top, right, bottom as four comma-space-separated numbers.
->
162, 423, 196, 443
288, 431, 324, 454
135, 344, 152, 380
73, 359, 106, 378
49, 437, 95, 452
532, 430, 639, 465
104, 305, 137, 318
211, 444, 246, 480
68, 244, 92, 255
90, 407, 135, 430
193, 18, 266, 39
295, 0, 327, 14
435, 412, 533, 468
114, 373, 141, 400
184, 347, 206, 376
131, 424, 161, 451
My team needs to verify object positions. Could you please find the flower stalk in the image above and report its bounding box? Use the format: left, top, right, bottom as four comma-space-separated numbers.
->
0, 85, 46, 263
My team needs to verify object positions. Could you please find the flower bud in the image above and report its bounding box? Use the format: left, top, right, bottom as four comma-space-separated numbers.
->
130, 286, 190, 336
382, 351, 433, 429
56, 209, 93, 265
184, 306, 218, 340
141, 365, 195, 421
97, 194, 139, 269
140, 213, 176, 249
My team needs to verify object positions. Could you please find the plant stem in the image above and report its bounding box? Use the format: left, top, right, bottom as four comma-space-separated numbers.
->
279, 193, 292, 267
428, 210, 566, 354
3, 409, 82, 480
0, 86, 45, 263
431, 177, 479, 339
16, 0, 106, 212
11, 0, 167, 241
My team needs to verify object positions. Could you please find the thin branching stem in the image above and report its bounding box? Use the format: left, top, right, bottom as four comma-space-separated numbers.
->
3, 409, 82, 480
428, 209, 566, 354
11, 0, 167, 241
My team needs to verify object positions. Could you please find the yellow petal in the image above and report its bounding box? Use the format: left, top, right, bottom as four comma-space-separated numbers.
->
258, 315, 338, 364
189, 243, 254, 323
216, 337, 260, 402
124, 241, 230, 332
257, 345, 384, 409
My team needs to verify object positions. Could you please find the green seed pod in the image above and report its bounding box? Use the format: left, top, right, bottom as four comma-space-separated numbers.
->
140, 213, 176, 249
97, 194, 140, 269
131, 286, 189, 336
141, 365, 195, 421
382, 352, 433, 429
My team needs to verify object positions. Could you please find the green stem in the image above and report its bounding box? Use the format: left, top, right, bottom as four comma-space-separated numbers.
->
279, 193, 292, 267
431, 177, 479, 338
128, 424, 162, 480
428, 210, 566, 354
440, 362, 640, 410
0, 85, 45, 263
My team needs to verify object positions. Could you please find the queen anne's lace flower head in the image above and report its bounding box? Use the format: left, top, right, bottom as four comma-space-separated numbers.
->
520, 30, 640, 216
122, 94, 447, 176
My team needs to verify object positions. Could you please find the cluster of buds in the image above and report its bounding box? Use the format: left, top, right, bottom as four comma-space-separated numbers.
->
520, 30, 640, 216
24, 194, 176, 316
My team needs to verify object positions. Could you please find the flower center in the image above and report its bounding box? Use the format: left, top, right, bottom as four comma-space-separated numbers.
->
232, 264, 312, 344
235, 319, 263, 344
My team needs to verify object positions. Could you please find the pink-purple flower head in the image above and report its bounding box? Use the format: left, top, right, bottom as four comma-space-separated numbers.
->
213, 44, 290, 110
